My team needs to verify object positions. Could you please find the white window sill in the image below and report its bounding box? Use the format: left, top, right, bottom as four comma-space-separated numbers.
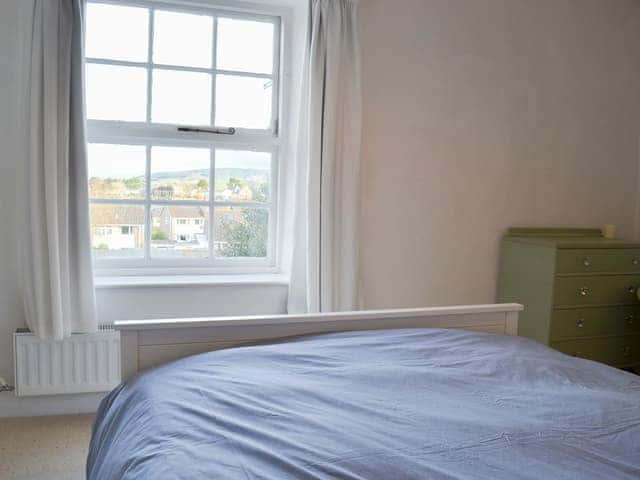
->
94, 273, 289, 289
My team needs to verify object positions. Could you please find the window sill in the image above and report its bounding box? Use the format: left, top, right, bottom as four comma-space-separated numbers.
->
94, 273, 289, 289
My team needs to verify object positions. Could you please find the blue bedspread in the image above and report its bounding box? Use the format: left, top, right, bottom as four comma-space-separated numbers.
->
87, 329, 640, 479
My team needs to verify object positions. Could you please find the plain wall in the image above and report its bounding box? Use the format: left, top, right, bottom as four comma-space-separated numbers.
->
358, 0, 640, 309
0, 0, 30, 389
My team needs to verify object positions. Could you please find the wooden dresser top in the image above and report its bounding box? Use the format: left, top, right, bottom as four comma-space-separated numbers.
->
504, 227, 640, 249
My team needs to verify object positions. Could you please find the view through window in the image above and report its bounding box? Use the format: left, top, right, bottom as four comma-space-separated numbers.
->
84, 1, 281, 271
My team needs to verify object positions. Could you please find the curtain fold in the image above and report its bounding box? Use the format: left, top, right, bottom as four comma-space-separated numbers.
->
288, 0, 362, 313
23, 0, 97, 339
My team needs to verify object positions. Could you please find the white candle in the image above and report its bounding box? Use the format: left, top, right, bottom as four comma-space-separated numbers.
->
602, 224, 617, 239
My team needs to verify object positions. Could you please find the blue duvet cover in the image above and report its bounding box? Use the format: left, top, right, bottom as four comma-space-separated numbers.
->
87, 328, 640, 479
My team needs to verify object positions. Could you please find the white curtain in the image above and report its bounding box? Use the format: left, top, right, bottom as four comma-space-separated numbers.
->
288, 0, 362, 313
22, 0, 97, 339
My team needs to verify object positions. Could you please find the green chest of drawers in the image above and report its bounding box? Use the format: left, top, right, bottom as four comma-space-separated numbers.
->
497, 228, 640, 368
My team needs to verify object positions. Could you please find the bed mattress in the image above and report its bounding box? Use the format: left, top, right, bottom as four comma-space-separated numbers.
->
87, 328, 640, 479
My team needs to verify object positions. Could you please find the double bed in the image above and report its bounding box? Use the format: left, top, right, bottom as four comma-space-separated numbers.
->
87, 304, 640, 479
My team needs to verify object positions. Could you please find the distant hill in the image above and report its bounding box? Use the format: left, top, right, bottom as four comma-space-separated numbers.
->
214, 168, 269, 183
150, 168, 268, 182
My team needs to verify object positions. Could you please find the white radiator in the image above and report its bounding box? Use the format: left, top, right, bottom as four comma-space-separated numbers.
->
13, 329, 121, 396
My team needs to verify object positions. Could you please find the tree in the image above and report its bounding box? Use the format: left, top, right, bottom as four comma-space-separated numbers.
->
219, 210, 268, 257
197, 179, 208, 190
227, 177, 244, 191
152, 229, 167, 240
124, 177, 143, 190
250, 182, 267, 203
219, 182, 268, 257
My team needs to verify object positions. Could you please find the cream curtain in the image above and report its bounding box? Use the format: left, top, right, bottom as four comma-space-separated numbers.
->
288, 0, 362, 313
22, 0, 97, 339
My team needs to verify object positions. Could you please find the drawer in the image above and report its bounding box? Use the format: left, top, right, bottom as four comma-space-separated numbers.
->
551, 335, 640, 367
553, 275, 640, 307
550, 306, 640, 340
556, 249, 640, 275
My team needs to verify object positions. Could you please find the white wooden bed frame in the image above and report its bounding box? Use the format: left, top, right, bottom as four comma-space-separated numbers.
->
115, 303, 523, 380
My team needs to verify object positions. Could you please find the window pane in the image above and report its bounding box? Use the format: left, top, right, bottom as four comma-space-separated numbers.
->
88, 144, 146, 199
151, 205, 209, 258
151, 146, 210, 201
152, 69, 212, 125
215, 207, 268, 258
86, 64, 147, 121
215, 75, 272, 129
153, 10, 213, 68
86, 3, 149, 62
90, 204, 144, 259
215, 150, 270, 202
217, 18, 274, 74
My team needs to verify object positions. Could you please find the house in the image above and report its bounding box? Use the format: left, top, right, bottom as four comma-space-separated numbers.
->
152, 185, 175, 200
216, 184, 254, 202
90, 205, 144, 251
154, 206, 207, 243
90, 205, 208, 253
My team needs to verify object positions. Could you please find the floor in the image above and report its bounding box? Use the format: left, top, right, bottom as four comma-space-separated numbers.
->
0, 414, 94, 480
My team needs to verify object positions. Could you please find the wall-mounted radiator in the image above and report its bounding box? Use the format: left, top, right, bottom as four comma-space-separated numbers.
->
13, 329, 121, 396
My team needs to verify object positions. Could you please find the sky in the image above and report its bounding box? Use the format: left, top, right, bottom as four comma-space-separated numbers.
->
88, 144, 271, 179
85, 3, 274, 128
86, 4, 273, 73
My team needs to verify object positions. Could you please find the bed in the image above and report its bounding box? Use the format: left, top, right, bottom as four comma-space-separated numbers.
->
87, 304, 640, 479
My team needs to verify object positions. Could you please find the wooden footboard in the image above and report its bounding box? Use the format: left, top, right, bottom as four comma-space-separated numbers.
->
115, 303, 523, 380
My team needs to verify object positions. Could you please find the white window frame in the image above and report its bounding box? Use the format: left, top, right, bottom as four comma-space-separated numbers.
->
85, 0, 290, 277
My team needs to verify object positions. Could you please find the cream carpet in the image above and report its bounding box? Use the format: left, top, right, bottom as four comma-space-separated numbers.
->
0, 414, 94, 480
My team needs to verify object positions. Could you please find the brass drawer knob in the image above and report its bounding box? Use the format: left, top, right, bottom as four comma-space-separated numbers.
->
576, 318, 585, 328
626, 315, 634, 326
623, 346, 631, 357
578, 286, 589, 297
628, 286, 637, 295
583, 258, 592, 267
633, 258, 639, 266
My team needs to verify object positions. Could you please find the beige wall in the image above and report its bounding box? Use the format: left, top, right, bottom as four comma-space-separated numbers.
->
358, 0, 640, 309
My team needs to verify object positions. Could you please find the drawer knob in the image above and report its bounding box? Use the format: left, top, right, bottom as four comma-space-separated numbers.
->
626, 315, 634, 325
628, 286, 637, 295
583, 258, 592, 267
576, 318, 585, 328
578, 286, 589, 297
633, 258, 639, 266
623, 346, 631, 357
573, 351, 582, 357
